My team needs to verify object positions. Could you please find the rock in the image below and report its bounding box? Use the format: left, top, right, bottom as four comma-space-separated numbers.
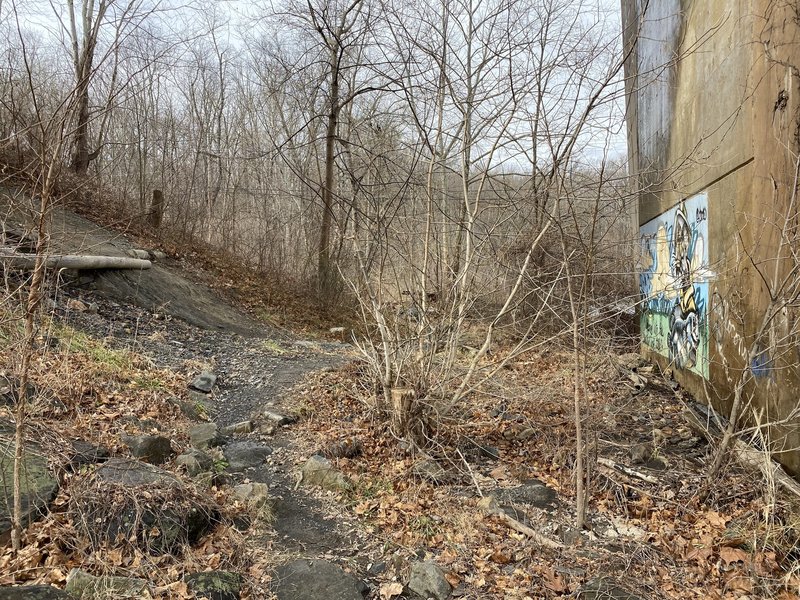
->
94, 457, 179, 488
367, 562, 386, 576
516, 428, 536, 441
323, 437, 361, 459
412, 458, 446, 484
233, 482, 269, 507
123, 434, 173, 464
407, 561, 452, 600
66, 298, 88, 312
65, 568, 151, 599
126, 248, 151, 260
169, 396, 205, 421
71, 458, 216, 554
223, 441, 272, 472
0, 585, 71, 599
222, 420, 253, 436
629, 443, 653, 464
261, 409, 296, 426
272, 559, 362, 600
67, 439, 110, 471
189, 423, 223, 450
578, 578, 641, 600
0, 430, 59, 544
151, 250, 167, 260
184, 571, 242, 600
176, 449, 213, 477
301, 455, 351, 492
0, 375, 35, 406
190, 371, 217, 393
495, 479, 557, 509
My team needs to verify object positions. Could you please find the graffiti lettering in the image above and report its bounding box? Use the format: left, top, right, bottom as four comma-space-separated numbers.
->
639, 192, 710, 378
695, 207, 707, 224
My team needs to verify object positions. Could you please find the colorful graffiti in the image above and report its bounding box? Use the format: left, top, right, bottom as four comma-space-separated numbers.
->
639, 193, 711, 378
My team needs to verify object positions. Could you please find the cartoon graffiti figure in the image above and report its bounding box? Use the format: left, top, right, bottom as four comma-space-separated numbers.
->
667, 203, 700, 369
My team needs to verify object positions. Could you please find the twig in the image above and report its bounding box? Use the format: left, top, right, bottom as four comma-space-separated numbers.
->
457, 449, 483, 498
477, 496, 564, 550
597, 457, 659, 484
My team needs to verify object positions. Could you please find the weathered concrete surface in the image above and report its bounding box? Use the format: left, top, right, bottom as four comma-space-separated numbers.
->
623, 1, 800, 473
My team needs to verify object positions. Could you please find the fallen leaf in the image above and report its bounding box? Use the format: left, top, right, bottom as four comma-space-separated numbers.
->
719, 546, 749, 566
380, 582, 404, 599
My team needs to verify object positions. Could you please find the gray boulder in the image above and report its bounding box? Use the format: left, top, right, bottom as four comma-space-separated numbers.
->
223, 441, 272, 472
65, 569, 150, 599
67, 439, 109, 471
123, 434, 173, 465
189, 423, 223, 450
0, 429, 59, 544
190, 371, 217, 393
70, 458, 216, 554
495, 479, 557, 509
184, 571, 242, 600
272, 559, 362, 600
301, 455, 351, 492
0, 586, 71, 599
176, 448, 213, 477
408, 561, 452, 600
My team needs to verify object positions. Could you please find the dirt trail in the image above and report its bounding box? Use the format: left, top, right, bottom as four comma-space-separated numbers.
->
1, 192, 377, 594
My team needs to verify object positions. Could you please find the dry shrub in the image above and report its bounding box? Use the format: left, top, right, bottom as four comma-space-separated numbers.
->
68, 461, 220, 556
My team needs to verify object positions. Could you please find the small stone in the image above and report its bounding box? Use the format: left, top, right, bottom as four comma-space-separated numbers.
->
516, 428, 536, 441
190, 371, 217, 393
126, 249, 151, 260
301, 455, 352, 492
223, 441, 273, 472
189, 423, 223, 450
412, 458, 446, 484
66, 298, 88, 312
66, 568, 151, 599
151, 250, 167, 260
366, 562, 386, 576
123, 435, 173, 465
407, 561, 452, 600
233, 482, 269, 507
176, 449, 213, 477
272, 559, 362, 600
629, 443, 652, 464
222, 420, 253, 436
261, 409, 296, 426
184, 571, 242, 600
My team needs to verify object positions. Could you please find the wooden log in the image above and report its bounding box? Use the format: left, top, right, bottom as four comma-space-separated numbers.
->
0, 252, 152, 270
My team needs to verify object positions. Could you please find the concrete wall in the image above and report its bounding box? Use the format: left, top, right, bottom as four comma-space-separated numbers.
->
622, 0, 800, 472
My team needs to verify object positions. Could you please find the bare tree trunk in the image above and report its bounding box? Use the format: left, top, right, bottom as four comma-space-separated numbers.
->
12, 170, 53, 550
148, 189, 164, 229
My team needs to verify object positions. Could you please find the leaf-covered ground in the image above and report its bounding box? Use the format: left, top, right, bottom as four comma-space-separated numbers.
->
284, 348, 800, 599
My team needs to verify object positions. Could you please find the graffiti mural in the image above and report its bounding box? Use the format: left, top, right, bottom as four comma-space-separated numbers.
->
639, 192, 711, 378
